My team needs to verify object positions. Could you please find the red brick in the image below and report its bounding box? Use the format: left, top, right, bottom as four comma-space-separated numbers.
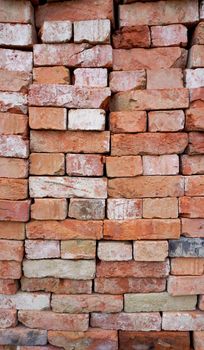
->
0, 70, 31, 93
111, 133, 188, 156
25, 240, 60, 260
0, 279, 18, 294
51, 294, 123, 313
48, 329, 118, 350
151, 24, 187, 47
96, 260, 170, 278
143, 198, 178, 219
94, 277, 166, 294
192, 22, 204, 45
29, 107, 67, 130
162, 311, 204, 331
182, 218, 204, 238
0, 0, 34, 24
0, 261, 21, 279
30, 153, 65, 176
18, 311, 89, 331
0, 240, 23, 262
106, 156, 142, 177
35, 0, 113, 28
66, 154, 103, 176
199, 296, 204, 310
188, 132, 204, 154
0, 178, 28, 200
119, 0, 198, 26
0, 309, 17, 328
0, 48, 32, 73
107, 199, 142, 220
186, 108, 204, 131
0, 158, 28, 178
109, 111, 146, 133
185, 175, 204, 196
147, 69, 183, 89
171, 258, 204, 276
193, 332, 204, 350
26, 220, 103, 240
148, 110, 185, 132
109, 71, 146, 93
0, 222, 25, 240
74, 68, 107, 87
33, 67, 70, 85
91, 312, 161, 331
104, 219, 180, 240
0, 135, 29, 158
21, 277, 92, 294
34, 44, 112, 68
31, 199, 67, 221
188, 45, 204, 68
110, 89, 189, 111
0, 200, 30, 222
113, 48, 187, 70
119, 331, 190, 350
112, 25, 150, 49
179, 197, 204, 218
190, 88, 204, 108
31, 130, 110, 153
181, 155, 204, 175
168, 276, 204, 296
143, 155, 179, 175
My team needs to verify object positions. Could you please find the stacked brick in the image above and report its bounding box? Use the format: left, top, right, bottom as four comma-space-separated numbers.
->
0, 0, 204, 349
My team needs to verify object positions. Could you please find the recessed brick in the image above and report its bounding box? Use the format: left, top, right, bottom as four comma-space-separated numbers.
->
107, 199, 142, 220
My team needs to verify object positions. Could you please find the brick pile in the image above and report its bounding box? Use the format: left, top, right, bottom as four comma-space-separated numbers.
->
0, 0, 204, 349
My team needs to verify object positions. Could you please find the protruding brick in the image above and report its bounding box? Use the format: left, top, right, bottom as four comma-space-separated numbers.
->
33, 67, 70, 85
74, 68, 107, 87
0, 240, 23, 261
51, 294, 123, 313
186, 108, 204, 131
96, 260, 170, 278
0, 158, 28, 178
148, 110, 185, 132
30, 153, 65, 175
112, 25, 150, 49
21, 277, 92, 294
25, 240, 60, 259
169, 237, 204, 257
68, 109, 105, 131
192, 22, 204, 45
190, 88, 204, 108
151, 25, 187, 47
95, 277, 166, 294
134, 241, 168, 262
29, 107, 67, 130
0, 292, 50, 310
0, 222, 25, 240
109, 70, 146, 93
199, 296, 204, 310
182, 218, 204, 238
31, 130, 110, 153
106, 156, 142, 177
0, 135, 29, 158
113, 48, 187, 70
108, 176, 184, 198
188, 45, 204, 68
171, 258, 204, 276
162, 311, 204, 331
125, 292, 196, 312
0, 0, 34, 24
0, 309, 16, 328
193, 332, 204, 350
179, 197, 204, 218
107, 199, 142, 220
119, 0, 199, 26
41, 21, 72, 43
31, 199, 67, 220
168, 276, 204, 296
185, 175, 204, 196
143, 155, 179, 175
0, 326, 47, 346
48, 329, 118, 350
188, 132, 204, 155
26, 220, 102, 240
109, 111, 146, 133
18, 310, 88, 331
181, 155, 204, 175
0, 92, 27, 114
69, 199, 105, 220
0, 261, 21, 279
143, 198, 178, 219
0, 70, 32, 93
74, 19, 110, 44
0, 178, 27, 200
0, 48, 32, 72
110, 89, 189, 111
0, 279, 18, 295
98, 242, 132, 261
147, 69, 183, 89
0, 23, 36, 47
34, 44, 112, 68
23, 259, 96, 279
91, 312, 161, 331
0, 200, 30, 222
61, 240, 96, 259
119, 331, 190, 350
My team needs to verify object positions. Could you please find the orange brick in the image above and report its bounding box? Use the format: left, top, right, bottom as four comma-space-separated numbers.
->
185, 176, 204, 196
29, 107, 67, 130
133, 241, 168, 261
0, 200, 30, 222
0, 70, 31, 93
0, 279, 18, 294
33, 66, 70, 84
0, 158, 28, 178
181, 155, 204, 175
0, 112, 28, 135
0, 222, 25, 240
106, 156, 142, 177
143, 198, 178, 219
0, 178, 28, 200
179, 197, 204, 218
148, 110, 185, 132
188, 45, 204, 68
0, 261, 21, 279
188, 132, 204, 155
31, 199, 67, 220
109, 111, 146, 133
0, 240, 23, 262
30, 153, 65, 175
186, 108, 204, 131
171, 258, 204, 275
182, 218, 204, 238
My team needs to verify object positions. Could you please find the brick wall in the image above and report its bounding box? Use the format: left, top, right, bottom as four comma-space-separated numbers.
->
0, 0, 204, 349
